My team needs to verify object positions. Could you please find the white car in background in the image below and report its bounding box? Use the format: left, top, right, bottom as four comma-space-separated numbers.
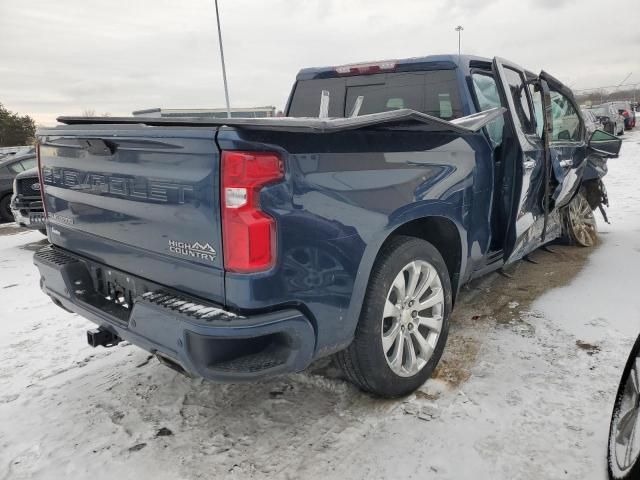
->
581, 108, 603, 136
589, 103, 625, 136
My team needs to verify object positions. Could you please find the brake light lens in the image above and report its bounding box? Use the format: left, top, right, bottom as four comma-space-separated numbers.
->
221, 151, 283, 273
335, 60, 397, 76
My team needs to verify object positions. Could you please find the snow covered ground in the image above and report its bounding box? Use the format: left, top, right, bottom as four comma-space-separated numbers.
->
1, 129, 639, 480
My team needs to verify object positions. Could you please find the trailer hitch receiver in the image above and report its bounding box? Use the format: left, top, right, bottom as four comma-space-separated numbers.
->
87, 327, 121, 348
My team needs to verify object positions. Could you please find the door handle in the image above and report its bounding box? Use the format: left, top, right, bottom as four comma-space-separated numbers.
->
523, 160, 536, 171
559, 159, 573, 168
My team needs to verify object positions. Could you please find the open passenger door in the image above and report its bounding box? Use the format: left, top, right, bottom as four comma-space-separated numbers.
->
492, 57, 548, 263
537, 71, 587, 211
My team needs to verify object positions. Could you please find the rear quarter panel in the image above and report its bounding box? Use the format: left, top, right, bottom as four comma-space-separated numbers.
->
218, 127, 493, 356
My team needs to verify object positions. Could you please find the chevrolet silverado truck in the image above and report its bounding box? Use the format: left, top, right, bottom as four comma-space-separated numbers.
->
33, 55, 621, 397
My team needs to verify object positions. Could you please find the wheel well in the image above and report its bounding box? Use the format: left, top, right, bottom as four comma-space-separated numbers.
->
386, 217, 462, 300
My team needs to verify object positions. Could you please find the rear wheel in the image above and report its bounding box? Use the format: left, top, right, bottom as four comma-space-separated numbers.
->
562, 190, 598, 247
336, 236, 451, 398
608, 335, 640, 479
0, 195, 13, 222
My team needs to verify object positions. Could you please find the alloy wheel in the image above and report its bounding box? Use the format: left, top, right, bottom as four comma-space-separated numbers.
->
381, 260, 444, 377
567, 193, 597, 247
610, 355, 640, 477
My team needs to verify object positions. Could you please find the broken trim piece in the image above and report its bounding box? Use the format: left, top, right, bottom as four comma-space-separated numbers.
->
53, 107, 506, 135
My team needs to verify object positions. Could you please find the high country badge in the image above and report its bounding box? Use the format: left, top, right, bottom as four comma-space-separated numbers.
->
168, 240, 217, 262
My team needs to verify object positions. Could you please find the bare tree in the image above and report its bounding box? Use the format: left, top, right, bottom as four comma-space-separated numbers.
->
82, 109, 96, 117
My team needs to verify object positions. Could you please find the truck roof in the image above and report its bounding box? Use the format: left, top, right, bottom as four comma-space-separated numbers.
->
296, 54, 493, 80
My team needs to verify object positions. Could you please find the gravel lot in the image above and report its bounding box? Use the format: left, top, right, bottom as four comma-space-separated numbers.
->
1, 130, 639, 480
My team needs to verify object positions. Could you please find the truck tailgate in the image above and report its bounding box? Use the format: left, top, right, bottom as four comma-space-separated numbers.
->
38, 125, 225, 304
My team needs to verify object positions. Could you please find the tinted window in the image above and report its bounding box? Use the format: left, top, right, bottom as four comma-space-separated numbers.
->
289, 77, 347, 118
471, 73, 505, 146
549, 90, 581, 141
503, 67, 535, 134
20, 158, 36, 170
288, 70, 463, 120
7, 161, 24, 173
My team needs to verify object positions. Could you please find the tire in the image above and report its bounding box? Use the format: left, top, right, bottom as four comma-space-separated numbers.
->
608, 335, 640, 480
0, 194, 13, 222
562, 190, 598, 247
336, 236, 452, 398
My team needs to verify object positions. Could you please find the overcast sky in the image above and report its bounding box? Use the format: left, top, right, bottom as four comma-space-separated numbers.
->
0, 0, 638, 125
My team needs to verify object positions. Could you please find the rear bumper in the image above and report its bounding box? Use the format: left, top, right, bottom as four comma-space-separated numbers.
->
34, 246, 316, 382
10, 197, 45, 229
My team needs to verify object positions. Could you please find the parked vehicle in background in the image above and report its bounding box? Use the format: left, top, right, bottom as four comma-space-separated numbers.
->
581, 108, 602, 136
0, 148, 36, 221
611, 101, 636, 130
589, 104, 625, 136
33, 55, 622, 397
608, 333, 640, 480
10, 167, 46, 234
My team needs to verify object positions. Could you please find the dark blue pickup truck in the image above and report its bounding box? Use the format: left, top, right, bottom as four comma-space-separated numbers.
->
33, 55, 621, 397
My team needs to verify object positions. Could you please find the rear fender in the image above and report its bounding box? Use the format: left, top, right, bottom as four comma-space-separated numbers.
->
340, 203, 466, 345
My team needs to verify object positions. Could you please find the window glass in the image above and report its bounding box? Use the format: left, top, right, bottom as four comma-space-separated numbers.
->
549, 90, 580, 141
288, 77, 347, 118
471, 73, 505, 147
528, 85, 544, 138
20, 158, 36, 170
503, 67, 535, 134
7, 162, 24, 173
346, 73, 425, 116
288, 70, 463, 120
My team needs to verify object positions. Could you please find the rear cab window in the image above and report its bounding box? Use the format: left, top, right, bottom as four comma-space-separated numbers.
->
288, 69, 463, 120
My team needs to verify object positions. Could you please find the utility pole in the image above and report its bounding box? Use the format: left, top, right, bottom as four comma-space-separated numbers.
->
214, 0, 231, 118
455, 25, 464, 56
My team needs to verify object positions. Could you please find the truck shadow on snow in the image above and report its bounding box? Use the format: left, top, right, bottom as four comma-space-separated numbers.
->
9, 241, 596, 478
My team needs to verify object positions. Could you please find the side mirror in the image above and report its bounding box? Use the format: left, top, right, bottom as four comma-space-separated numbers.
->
588, 129, 622, 158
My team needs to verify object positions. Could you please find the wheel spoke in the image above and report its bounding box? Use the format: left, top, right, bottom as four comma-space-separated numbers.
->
417, 314, 442, 333
624, 412, 640, 467
414, 265, 437, 300
617, 407, 639, 444
392, 273, 406, 301
405, 336, 418, 373
412, 329, 434, 361
405, 262, 420, 299
382, 321, 401, 353
389, 332, 405, 370
383, 299, 401, 319
420, 287, 444, 309
630, 362, 640, 396
633, 359, 640, 395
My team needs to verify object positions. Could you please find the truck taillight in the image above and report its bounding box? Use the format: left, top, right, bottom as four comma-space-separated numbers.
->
221, 151, 283, 273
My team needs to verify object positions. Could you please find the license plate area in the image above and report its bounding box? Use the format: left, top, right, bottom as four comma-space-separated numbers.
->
81, 265, 162, 325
